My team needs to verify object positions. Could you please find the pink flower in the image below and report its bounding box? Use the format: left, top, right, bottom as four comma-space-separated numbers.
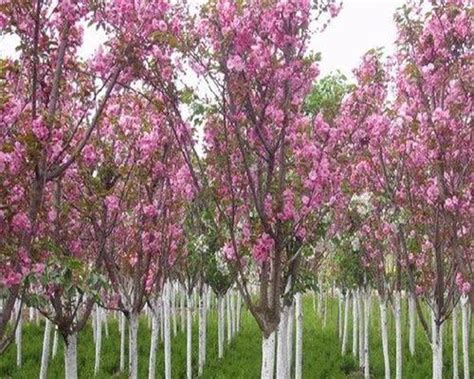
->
11, 212, 31, 233
82, 145, 97, 167
32, 117, 48, 141
444, 196, 458, 212
227, 55, 245, 72
143, 204, 158, 218
105, 195, 120, 212
252, 233, 274, 265
223, 243, 236, 261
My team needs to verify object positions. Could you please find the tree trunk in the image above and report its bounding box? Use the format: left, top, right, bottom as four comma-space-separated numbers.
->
358, 289, 364, 368
352, 290, 358, 357
408, 292, 416, 356
261, 331, 276, 379
226, 291, 232, 344
94, 307, 103, 375
338, 294, 343, 340
128, 311, 139, 379
236, 291, 242, 333
186, 291, 193, 379
379, 297, 390, 379
119, 312, 126, 372
431, 308, 443, 379
276, 304, 289, 378
452, 303, 458, 379
164, 283, 172, 379
295, 292, 303, 379
39, 318, 52, 379
52, 326, 58, 358
15, 306, 22, 367
64, 333, 78, 379
148, 307, 159, 379
218, 295, 224, 359
461, 295, 469, 379
198, 287, 207, 376
394, 291, 402, 379
341, 292, 350, 355
363, 290, 370, 379
172, 283, 178, 338
287, 303, 294, 376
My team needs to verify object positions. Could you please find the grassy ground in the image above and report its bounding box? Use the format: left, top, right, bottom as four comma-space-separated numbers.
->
0, 296, 471, 378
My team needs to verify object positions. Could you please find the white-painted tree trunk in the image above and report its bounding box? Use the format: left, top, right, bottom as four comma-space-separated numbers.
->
276, 304, 289, 378
186, 291, 193, 379
394, 291, 402, 379
226, 291, 232, 344
358, 290, 364, 368
104, 309, 109, 338
295, 293, 303, 379
148, 307, 159, 379
217, 295, 224, 359
287, 303, 294, 375
128, 311, 139, 379
52, 326, 58, 358
452, 303, 459, 379
460, 295, 470, 379
39, 318, 52, 379
408, 293, 416, 356
180, 287, 186, 332
172, 283, 178, 338
119, 311, 126, 371
261, 331, 276, 379
198, 288, 207, 376
64, 333, 78, 379
363, 291, 370, 379
94, 307, 103, 375
338, 294, 343, 340
431, 308, 443, 379
164, 283, 172, 379
231, 290, 236, 339
236, 291, 242, 333
352, 290, 358, 357
341, 293, 350, 355
379, 298, 390, 379
15, 306, 22, 367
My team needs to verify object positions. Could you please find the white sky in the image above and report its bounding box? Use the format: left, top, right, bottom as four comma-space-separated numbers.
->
1, 0, 405, 78
314, 0, 405, 78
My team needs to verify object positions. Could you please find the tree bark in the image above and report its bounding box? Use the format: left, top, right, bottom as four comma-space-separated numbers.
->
379, 297, 390, 379
295, 293, 303, 379
408, 292, 416, 356
64, 333, 78, 379
261, 331, 276, 379
39, 318, 52, 379
352, 290, 358, 357
148, 307, 159, 379
164, 283, 172, 379
394, 291, 402, 379
452, 303, 458, 379
94, 307, 103, 375
128, 311, 139, 379
186, 291, 193, 379
341, 292, 350, 355
461, 295, 469, 379
276, 304, 289, 378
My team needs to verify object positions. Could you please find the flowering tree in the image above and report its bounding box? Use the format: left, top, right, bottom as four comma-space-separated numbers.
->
187, 1, 342, 376
0, 0, 177, 354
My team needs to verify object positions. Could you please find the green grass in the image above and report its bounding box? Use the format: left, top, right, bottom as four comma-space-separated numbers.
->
0, 296, 472, 378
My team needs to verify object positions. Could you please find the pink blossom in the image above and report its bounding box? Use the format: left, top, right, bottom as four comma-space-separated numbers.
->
105, 195, 120, 212
252, 233, 274, 265
11, 212, 30, 233
227, 55, 245, 72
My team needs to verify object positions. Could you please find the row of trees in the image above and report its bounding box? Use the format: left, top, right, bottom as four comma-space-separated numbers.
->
0, 0, 472, 378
